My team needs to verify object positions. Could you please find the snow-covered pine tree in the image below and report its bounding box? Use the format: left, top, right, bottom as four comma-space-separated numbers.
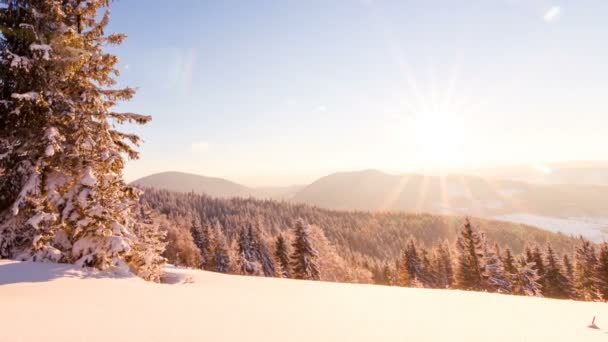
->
574, 237, 600, 301
129, 205, 166, 282
595, 243, 608, 300
210, 227, 231, 274
398, 239, 425, 287
512, 257, 542, 297
542, 244, 573, 299
482, 244, 511, 294
531, 246, 547, 292
455, 218, 485, 290
0, 0, 163, 279
274, 233, 291, 278
290, 218, 320, 280
382, 262, 395, 286
562, 254, 574, 282
190, 219, 212, 269
237, 224, 276, 277
420, 247, 437, 288
433, 241, 454, 289
502, 248, 517, 277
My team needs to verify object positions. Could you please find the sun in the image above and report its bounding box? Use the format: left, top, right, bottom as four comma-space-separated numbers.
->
413, 111, 467, 167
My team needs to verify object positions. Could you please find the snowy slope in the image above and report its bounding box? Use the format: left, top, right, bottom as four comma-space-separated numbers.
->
1, 260, 607, 342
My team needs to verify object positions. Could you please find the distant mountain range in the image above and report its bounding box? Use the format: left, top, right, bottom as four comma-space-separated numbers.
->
131, 163, 608, 241
132, 171, 303, 200
472, 161, 608, 186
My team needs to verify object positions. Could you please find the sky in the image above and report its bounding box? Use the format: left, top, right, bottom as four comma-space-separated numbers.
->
107, 0, 608, 186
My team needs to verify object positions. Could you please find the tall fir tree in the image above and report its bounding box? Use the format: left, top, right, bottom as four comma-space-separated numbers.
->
531, 246, 547, 291
209, 227, 231, 274
512, 257, 542, 297
482, 244, 511, 294
562, 254, 574, 282
542, 245, 573, 299
455, 219, 485, 290
290, 219, 320, 280
237, 224, 275, 277
274, 234, 291, 278
595, 243, 608, 301
0, 0, 163, 278
574, 237, 600, 301
398, 239, 425, 287
190, 218, 212, 269
433, 241, 454, 289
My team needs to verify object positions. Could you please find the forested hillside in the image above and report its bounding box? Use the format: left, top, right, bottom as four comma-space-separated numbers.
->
140, 187, 608, 301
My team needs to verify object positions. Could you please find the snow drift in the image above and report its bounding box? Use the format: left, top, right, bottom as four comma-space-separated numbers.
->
0, 260, 606, 341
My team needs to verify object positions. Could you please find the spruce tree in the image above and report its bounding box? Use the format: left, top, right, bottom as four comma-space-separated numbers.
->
0, 0, 163, 278
562, 254, 574, 282
531, 246, 547, 291
502, 248, 517, 276
433, 241, 454, 289
455, 219, 485, 290
595, 243, 608, 300
512, 257, 542, 297
574, 237, 600, 301
290, 219, 320, 280
543, 245, 573, 299
210, 227, 231, 274
398, 239, 425, 287
482, 244, 511, 294
274, 234, 291, 278
190, 219, 212, 269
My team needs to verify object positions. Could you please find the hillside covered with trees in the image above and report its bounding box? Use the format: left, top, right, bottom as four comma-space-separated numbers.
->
140, 187, 608, 301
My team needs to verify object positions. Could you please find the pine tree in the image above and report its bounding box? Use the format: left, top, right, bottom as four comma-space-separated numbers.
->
0, 0, 163, 278
574, 237, 600, 301
595, 243, 608, 301
290, 219, 320, 280
482, 244, 511, 294
382, 262, 395, 286
274, 234, 291, 278
210, 227, 231, 274
543, 245, 573, 299
531, 246, 546, 291
455, 219, 485, 290
190, 219, 212, 269
398, 239, 425, 287
502, 248, 517, 276
512, 257, 542, 297
563, 254, 574, 282
433, 241, 454, 289
129, 206, 166, 281
237, 224, 275, 277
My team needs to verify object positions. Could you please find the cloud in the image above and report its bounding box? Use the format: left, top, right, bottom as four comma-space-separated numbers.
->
168, 48, 197, 94
543, 6, 561, 23
316, 105, 327, 112
191, 141, 210, 153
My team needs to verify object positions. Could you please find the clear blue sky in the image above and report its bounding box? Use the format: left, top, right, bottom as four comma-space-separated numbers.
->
108, 0, 608, 186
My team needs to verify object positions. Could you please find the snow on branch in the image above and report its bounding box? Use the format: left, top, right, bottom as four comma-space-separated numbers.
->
30, 44, 52, 60
108, 112, 152, 124
11, 92, 39, 101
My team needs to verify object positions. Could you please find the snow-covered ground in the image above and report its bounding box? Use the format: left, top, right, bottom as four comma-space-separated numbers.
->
1, 260, 607, 342
495, 213, 608, 242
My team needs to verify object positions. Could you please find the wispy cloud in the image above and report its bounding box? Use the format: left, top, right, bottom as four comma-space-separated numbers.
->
543, 6, 561, 23
168, 48, 197, 94
191, 141, 210, 153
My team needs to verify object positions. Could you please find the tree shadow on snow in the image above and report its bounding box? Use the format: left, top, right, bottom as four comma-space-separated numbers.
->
0, 260, 134, 285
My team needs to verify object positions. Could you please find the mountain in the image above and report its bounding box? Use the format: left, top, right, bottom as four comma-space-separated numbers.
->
131, 171, 302, 199
1, 260, 604, 342
472, 161, 608, 186
133, 168, 608, 241
132, 171, 255, 198
291, 169, 608, 241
